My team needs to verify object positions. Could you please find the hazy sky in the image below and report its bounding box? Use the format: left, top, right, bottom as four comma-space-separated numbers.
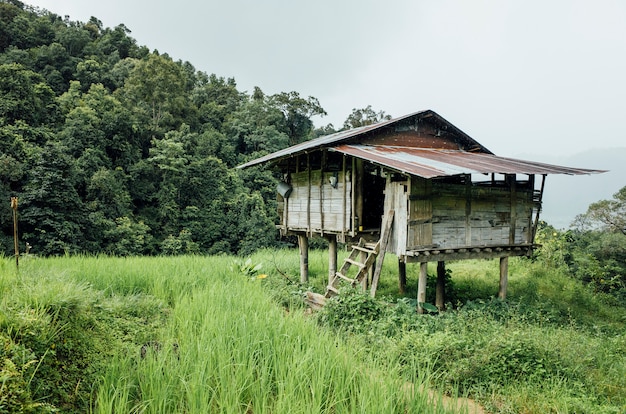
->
27, 0, 626, 159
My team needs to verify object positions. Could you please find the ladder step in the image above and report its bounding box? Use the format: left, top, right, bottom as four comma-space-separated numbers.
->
326, 285, 339, 294
352, 245, 376, 254
345, 258, 366, 267
335, 272, 356, 283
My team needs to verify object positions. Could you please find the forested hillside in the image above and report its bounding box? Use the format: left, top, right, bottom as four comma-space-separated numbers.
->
0, 0, 342, 255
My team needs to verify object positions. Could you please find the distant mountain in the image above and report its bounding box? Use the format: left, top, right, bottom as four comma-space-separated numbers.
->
515, 148, 626, 229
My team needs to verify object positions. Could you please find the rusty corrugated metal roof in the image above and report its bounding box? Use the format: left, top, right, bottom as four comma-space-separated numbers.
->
237, 109, 493, 169
237, 109, 605, 176
330, 145, 606, 178
237, 111, 422, 169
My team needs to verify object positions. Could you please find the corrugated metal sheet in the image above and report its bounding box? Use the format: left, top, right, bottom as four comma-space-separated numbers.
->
237, 109, 605, 176
237, 112, 424, 169
330, 145, 605, 178
237, 109, 495, 168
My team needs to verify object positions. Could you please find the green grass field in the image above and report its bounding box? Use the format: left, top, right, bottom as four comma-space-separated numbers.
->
1, 250, 624, 413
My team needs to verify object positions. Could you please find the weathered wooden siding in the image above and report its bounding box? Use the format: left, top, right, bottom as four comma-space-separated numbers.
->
284, 170, 351, 233
429, 182, 534, 249
384, 178, 409, 256
407, 177, 433, 249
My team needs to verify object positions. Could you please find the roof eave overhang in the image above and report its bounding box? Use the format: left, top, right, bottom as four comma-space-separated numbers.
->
329, 145, 607, 178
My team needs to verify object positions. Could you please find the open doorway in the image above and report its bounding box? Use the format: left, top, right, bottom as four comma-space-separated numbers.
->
361, 164, 386, 230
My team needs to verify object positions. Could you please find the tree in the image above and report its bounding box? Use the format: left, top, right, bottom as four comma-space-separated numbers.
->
120, 53, 187, 135
568, 186, 626, 298
343, 105, 391, 130
20, 141, 85, 255
577, 186, 626, 235
268, 91, 327, 145
0, 63, 57, 126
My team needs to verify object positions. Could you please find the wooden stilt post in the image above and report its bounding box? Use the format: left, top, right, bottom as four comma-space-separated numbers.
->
499, 256, 509, 300
298, 234, 309, 284
417, 262, 428, 314
328, 235, 337, 287
398, 259, 407, 295
436, 261, 446, 311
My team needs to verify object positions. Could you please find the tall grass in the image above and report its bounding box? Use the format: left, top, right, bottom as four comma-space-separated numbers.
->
88, 255, 449, 413
4, 249, 623, 413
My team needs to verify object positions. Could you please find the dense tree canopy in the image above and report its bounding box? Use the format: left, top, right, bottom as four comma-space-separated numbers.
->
0, 1, 337, 256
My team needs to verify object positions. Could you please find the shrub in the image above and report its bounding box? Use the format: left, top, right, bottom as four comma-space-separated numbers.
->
317, 287, 384, 333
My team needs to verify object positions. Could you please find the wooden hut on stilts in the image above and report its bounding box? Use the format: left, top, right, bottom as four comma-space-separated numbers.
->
238, 110, 604, 312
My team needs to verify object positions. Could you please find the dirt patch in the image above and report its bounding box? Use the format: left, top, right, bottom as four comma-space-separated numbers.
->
404, 382, 486, 414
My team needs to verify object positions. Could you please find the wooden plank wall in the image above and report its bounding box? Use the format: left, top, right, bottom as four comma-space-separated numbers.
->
407, 177, 433, 249
285, 170, 351, 233
383, 178, 409, 256
430, 182, 534, 249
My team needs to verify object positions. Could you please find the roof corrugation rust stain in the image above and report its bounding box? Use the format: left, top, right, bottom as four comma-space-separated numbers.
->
330, 145, 606, 178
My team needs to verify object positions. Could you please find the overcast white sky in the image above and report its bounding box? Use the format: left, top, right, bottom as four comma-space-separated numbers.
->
27, 0, 626, 159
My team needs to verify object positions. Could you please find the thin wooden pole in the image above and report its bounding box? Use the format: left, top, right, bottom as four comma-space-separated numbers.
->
436, 261, 446, 310
417, 262, 428, 314
298, 234, 309, 284
360, 249, 368, 290
499, 256, 509, 300
11, 197, 18, 269
328, 235, 337, 287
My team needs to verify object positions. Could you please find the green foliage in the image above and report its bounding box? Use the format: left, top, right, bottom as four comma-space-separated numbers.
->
0, 5, 309, 256
342, 105, 391, 130
318, 287, 384, 333
0, 334, 56, 414
268, 247, 625, 413
0, 257, 169, 413
1, 255, 449, 414
230, 257, 263, 278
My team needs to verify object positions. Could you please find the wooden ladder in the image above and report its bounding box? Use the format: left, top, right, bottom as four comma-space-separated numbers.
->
324, 209, 395, 298
325, 238, 378, 298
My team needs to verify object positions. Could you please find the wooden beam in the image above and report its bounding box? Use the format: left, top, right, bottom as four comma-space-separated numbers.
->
370, 209, 395, 297
320, 150, 325, 236
417, 262, 428, 314
465, 174, 472, 246
436, 261, 445, 310
341, 155, 347, 239
298, 234, 309, 283
360, 249, 368, 290
531, 174, 546, 241
328, 235, 337, 287
307, 154, 311, 236
355, 158, 364, 232
351, 157, 356, 236
398, 259, 407, 295
509, 174, 517, 244
499, 256, 508, 300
